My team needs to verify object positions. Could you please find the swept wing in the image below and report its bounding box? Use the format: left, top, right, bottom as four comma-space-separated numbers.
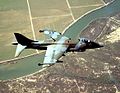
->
40, 36, 69, 67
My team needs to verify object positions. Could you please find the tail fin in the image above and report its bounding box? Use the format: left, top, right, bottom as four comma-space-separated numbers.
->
14, 33, 34, 57
14, 33, 34, 45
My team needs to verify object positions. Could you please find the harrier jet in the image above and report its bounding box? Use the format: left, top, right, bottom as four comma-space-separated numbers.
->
13, 29, 103, 67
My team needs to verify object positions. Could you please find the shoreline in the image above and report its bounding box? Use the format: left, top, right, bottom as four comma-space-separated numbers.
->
62, 0, 115, 35
0, 53, 38, 64
1, 67, 47, 82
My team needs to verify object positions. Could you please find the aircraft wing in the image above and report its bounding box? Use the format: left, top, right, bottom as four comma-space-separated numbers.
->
42, 36, 69, 67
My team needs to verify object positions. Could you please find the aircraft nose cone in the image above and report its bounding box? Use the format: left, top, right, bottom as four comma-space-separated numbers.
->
89, 41, 104, 48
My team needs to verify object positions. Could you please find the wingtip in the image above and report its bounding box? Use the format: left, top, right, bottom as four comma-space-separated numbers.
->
39, 30, 44, 33
14, 33, 19, 35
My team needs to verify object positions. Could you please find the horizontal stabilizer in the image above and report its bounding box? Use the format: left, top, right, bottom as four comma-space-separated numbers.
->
15, 44, 27, 57
12, 42, 18, 45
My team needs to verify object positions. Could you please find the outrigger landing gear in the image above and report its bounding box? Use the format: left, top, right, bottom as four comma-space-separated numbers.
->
38, 61, 63, 66
57, 60, 63, 63
38, 63, 44, 66
38, 63, 54, 67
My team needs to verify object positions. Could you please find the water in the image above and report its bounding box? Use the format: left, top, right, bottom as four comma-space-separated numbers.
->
0, 53, 44, 80
63, 0, 120, 41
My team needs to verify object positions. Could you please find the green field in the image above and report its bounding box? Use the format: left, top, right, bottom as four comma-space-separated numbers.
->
29, 0, 70, 17
69, 0, 104, 6
0, 0, 104, 61
0, 0, 36, 61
